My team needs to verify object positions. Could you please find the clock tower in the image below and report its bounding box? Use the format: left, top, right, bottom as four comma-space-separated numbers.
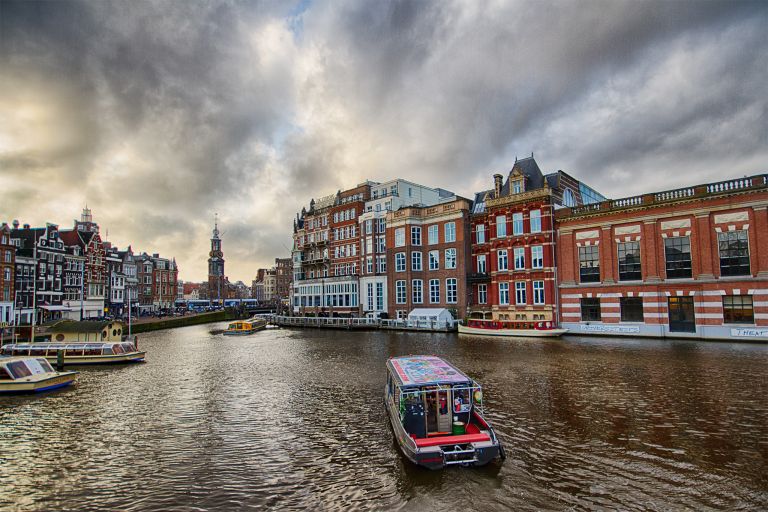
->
208, 215, 226, 303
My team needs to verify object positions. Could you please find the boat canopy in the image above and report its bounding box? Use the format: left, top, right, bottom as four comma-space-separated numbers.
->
387, 356, 471, 388
0, 357, 55, 380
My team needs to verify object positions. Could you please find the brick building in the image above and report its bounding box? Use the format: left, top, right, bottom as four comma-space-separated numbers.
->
556, 174, 768, 341
386, 198, 473, 319
468, 157, 604, 323
0, 223, 14, 324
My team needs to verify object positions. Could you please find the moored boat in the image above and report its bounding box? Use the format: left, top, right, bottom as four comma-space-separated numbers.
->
458, 318, 567, 337
0, 356, 78, 394
223, 318, 267, 336
385, 355, 506, 470
0, 341, 146, 364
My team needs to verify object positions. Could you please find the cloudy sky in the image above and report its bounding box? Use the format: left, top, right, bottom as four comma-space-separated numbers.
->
1, 0, 766, 282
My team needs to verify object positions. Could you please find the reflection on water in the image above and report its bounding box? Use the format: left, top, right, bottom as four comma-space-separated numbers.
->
1, 326, 767, 510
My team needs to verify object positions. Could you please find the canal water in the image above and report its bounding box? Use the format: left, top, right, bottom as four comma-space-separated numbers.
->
1, 324, 767, 511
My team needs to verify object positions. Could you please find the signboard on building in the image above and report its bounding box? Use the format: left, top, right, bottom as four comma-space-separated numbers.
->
731, 328, 768, 338
579, 324, 641, 334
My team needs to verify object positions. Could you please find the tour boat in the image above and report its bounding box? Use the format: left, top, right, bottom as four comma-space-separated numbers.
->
223, 318, 267, 336
0, 356, 78, 394
385, 355, 506, 470
0, 341, 146, 364
458, 318, 568, 337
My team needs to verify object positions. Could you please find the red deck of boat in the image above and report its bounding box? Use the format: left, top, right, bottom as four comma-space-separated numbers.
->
413, 432, 491, 448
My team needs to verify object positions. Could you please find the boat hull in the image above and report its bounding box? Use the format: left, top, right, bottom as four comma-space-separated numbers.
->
0, 372, 78, 394
458, 324, 568, 337
385, 388, 501, 470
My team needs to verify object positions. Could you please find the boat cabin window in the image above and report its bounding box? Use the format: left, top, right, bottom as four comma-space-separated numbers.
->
452, 387, 471, 414
36, 359, 54, 373
6, 361, 32, 379
65, 345, 85, 356
0, 366, 12, 380
102, 346, 114, 355
84, 344, 103, 356
45, 345, 66, 356
112, 344, 125, 355
121, 343, 136, 352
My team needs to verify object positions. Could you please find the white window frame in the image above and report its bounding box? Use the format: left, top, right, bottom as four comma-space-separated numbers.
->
429, 250, 439, 270
395, 228, 405, 247
411, 251, 422, 271
477, 255, 486, 273
412, 279, 423, 304
445, 222, 456, 243
428, 225, 439, 245
497, 250, 508, 271
515, 281, 526, 305
498, 282, 509, 305
395, 252, 406, 272
513, 247, 525, 270
445, 248, 457, 269
429, 279, 440, 304
533, 280, 545, 305
478, 284, 487, 304
531, 245, 544, 269
496, 216, 507, 238
530, 209, 542, 233
395, 280, 406, 304
512, 213, 524, 235
410, 226, 422, 246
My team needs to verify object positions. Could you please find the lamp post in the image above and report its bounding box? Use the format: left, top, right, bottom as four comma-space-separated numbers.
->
30, 243, 37, 342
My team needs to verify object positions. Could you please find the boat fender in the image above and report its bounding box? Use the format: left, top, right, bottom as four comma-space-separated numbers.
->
499, 443, 507, 461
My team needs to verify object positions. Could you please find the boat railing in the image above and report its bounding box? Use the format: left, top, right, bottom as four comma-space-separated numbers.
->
379, 318, 459, 330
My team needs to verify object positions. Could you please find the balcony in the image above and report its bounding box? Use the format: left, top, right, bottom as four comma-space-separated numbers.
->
467, 272, 490, 283
559, 174, 768, 219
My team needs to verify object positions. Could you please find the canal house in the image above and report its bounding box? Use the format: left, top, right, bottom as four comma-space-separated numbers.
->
555, 174, 768, 341
49, 320, 127, 342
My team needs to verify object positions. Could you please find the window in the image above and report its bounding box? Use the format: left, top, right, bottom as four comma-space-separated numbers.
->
395, 280, 406, 304
579, 246, 600, 283
515, 282, 526, 305
412, 279, 423, 303
446, 278, 457, 303
376, 255, 386, 273
498, 282, 509, 305
718, 231, 750, 276
377, 218, 386, 233
429, 250, 439, 270
445, 222, 456, 243
531, 246, 543, 269
513, 180, 522, 194
533, 281, 545, 305
367, 283, 374, 310
723, 295, 754, 323
618, 242, 642, 281
478, 284, 487, 304
395, 228, 405, 247
580, 298, 601, 321
411, 251, 422, 271
428, 225, 439, 245
445, 248, 457, 269
496, 216, 507, 237
476, 225, 486, 244
497, 250, 508, 271
395, 253, 405, 272
620, 297, 644, 322
477, 255, 486, 273
411, 227, 421, 246
664, 236, 692, 279
376, 236, 386, 253
376, 282, 384, 310
512, 213, 524, 235
366, 256, 373, 274
530, 210, 541, 233
563, 188, 576, 207
429, 279, 440, 303
513, 247, 525, 270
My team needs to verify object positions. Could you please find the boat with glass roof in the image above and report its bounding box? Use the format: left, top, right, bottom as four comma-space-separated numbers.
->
385, 355, 506, 469
0, 341, 145, 364
459, 319, 567, 337
0, 356, 78, 394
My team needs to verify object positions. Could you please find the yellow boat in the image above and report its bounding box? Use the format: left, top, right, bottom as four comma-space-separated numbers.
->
223, 318, 267, 336
0, 356, 78, 394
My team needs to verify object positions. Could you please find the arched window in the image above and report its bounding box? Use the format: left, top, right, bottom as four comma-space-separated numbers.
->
563, 188, 576, 207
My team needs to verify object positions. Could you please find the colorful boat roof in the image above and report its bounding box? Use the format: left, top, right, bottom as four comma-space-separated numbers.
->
387, 356, 470, 387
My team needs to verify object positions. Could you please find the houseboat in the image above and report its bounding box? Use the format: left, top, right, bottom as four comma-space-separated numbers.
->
223, 318, 267, 336
458, 318, 567, 338
0, 341, 145, 364
385, 355, 506, 469
0, 357, 78, 394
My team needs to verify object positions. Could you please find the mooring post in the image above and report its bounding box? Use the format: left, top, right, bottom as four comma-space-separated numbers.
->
56, 349, 64, 371
134, 335, 138, 349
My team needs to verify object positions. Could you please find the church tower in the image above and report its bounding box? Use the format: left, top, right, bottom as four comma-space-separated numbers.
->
208, 214, 225, 303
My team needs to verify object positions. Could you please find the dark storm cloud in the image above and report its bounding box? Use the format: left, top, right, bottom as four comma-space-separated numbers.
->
1, 0, 766, 281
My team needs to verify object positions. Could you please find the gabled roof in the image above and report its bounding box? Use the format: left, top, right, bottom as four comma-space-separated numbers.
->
49, 320, 124, 333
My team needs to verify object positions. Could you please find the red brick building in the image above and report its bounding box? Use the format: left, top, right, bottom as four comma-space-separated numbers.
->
385, 198, 472, 319
0, 223, 14, 325
469, 157, 604, 323
556, 174, 768, 341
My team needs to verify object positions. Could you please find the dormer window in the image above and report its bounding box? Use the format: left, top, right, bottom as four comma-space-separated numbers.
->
513, 181, 523, 194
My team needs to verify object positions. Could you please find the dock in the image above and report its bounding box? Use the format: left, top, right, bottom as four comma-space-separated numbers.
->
267, 315, 458, 332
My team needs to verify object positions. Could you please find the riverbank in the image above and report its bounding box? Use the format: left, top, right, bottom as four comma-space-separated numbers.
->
129, 310, 243, 334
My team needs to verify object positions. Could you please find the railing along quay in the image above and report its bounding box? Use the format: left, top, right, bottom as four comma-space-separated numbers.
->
266, 315, 458, 332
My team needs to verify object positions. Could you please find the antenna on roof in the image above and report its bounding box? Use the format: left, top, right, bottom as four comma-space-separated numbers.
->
531, 152, 534, 158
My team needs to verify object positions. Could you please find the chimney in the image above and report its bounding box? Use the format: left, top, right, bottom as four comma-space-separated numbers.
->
12, 219, 19, 229
493, 174, 503, 198
23, 223, 30, 229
